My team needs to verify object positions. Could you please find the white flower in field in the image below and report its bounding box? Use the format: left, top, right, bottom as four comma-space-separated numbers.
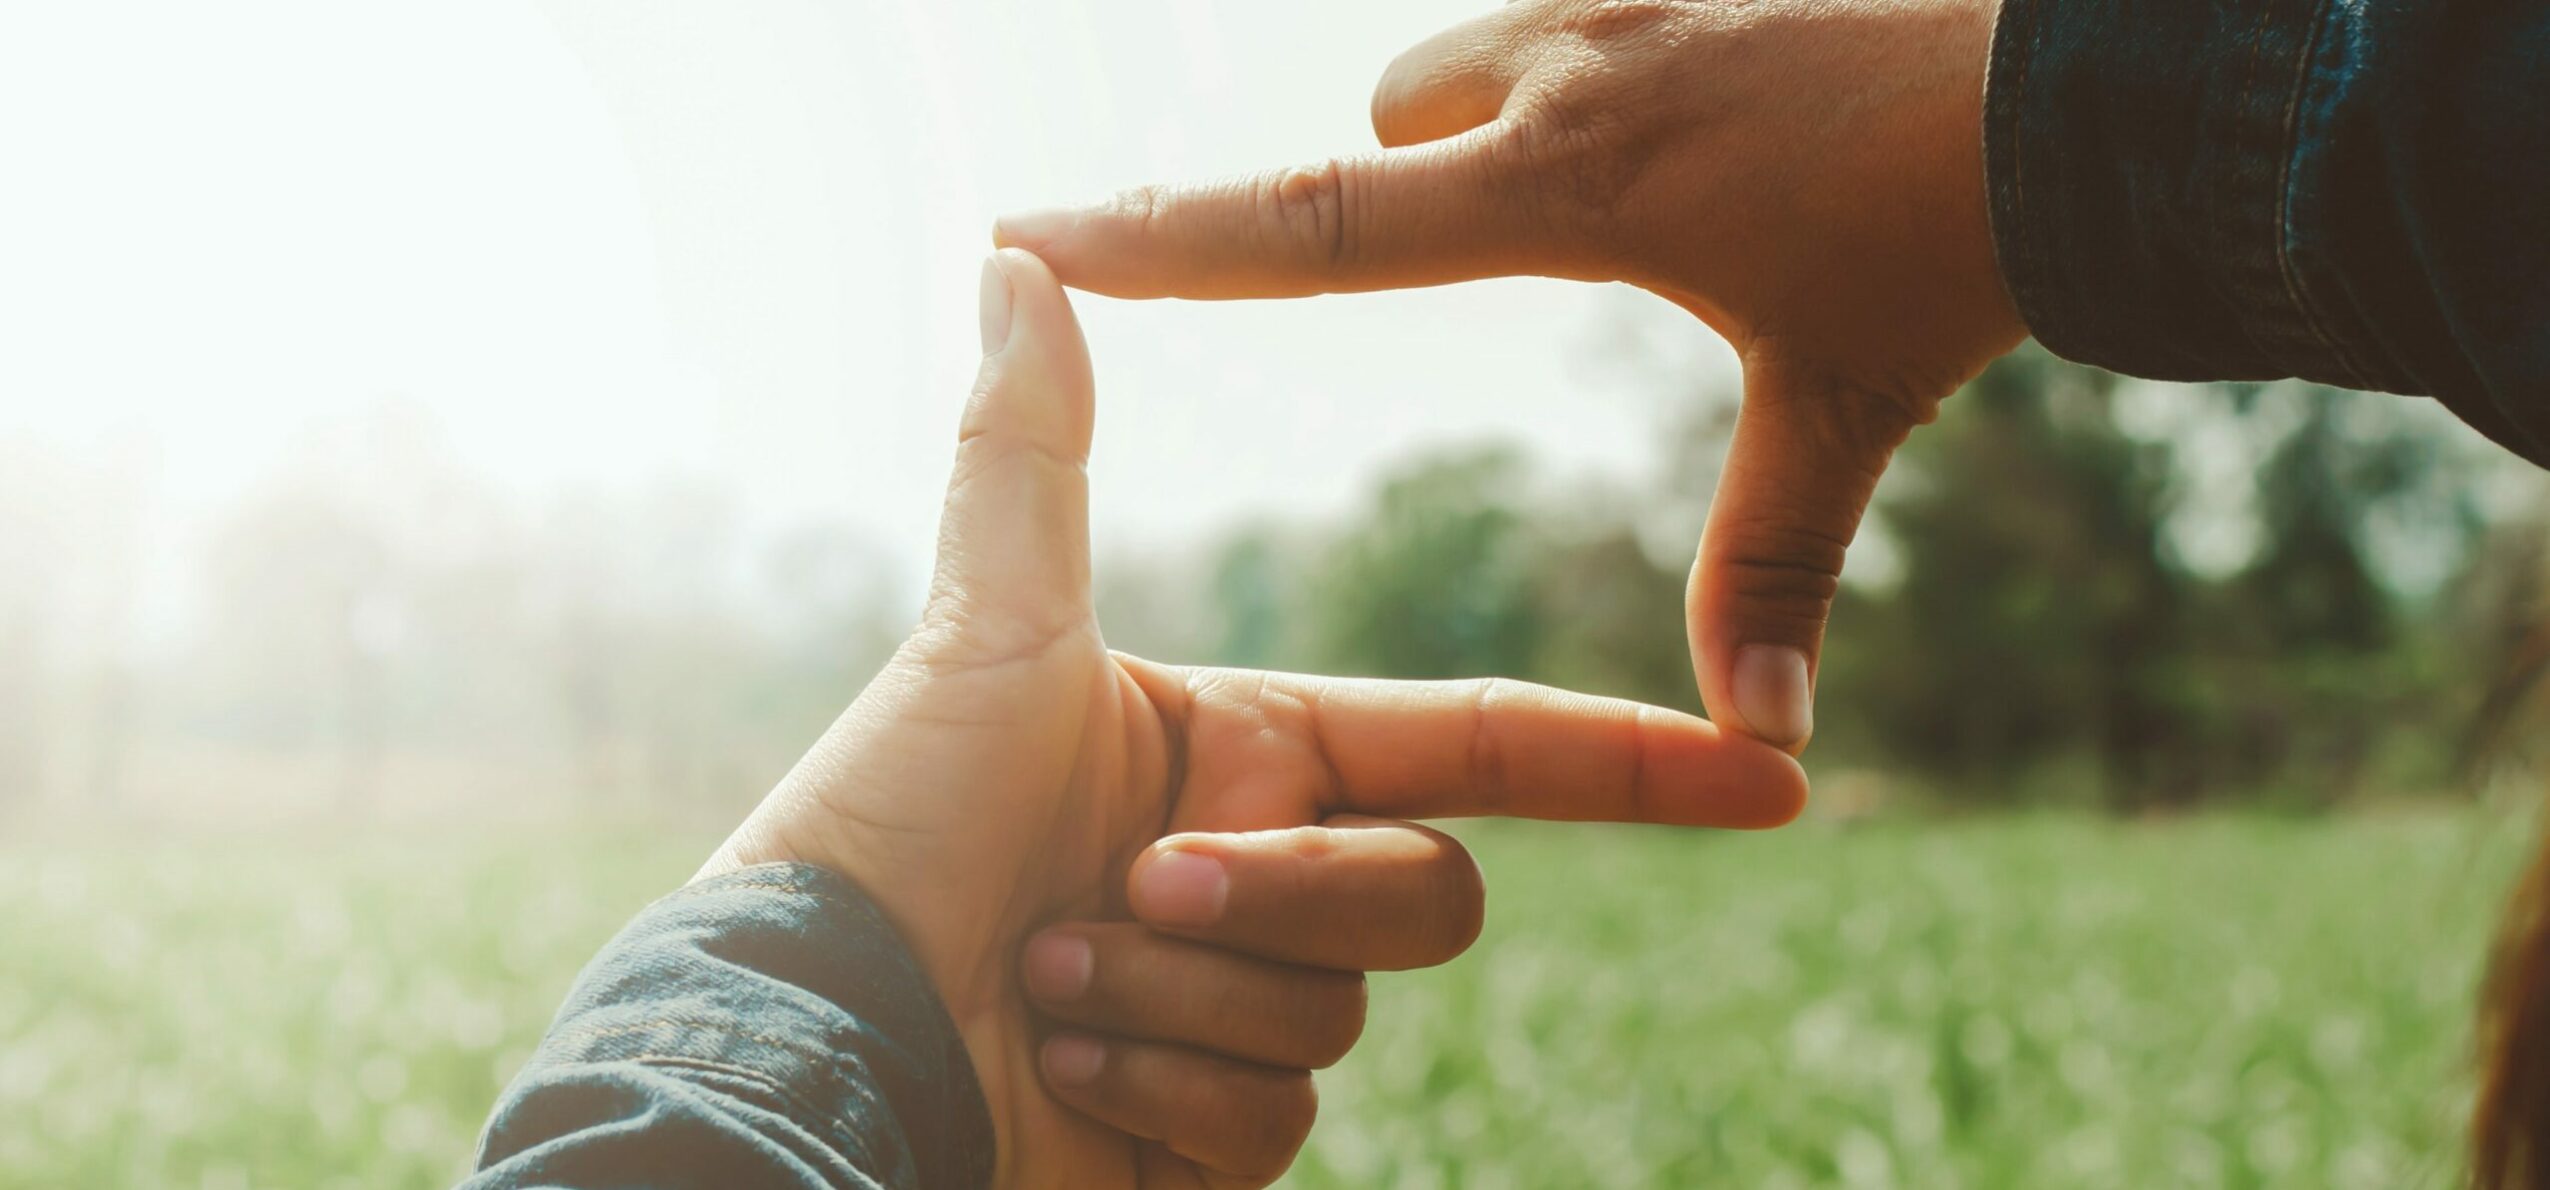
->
2245, 1115, 2305, 1176
2333, 1135, 2406, 1190
2309, 1013, 2367, 1070
1835, 1128, 1893, 1187
1788, 1000, 1854, 1068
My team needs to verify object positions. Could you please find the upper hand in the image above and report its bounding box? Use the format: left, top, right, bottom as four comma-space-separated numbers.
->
700, 249, 1807, 1186
993, 0, 2028, 752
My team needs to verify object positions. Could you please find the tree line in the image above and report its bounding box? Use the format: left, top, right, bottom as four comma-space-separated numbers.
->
1097, 350, 2550, 812
2, 351, 2544, 818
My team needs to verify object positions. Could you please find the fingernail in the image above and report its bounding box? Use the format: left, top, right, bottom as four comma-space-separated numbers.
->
1022, 932, 1094, 1002
1731, 644, 1813, 747
1042, 1034, 1106, 1087
977, 254, 1012, 354
994, 206, 1077, 249
1134, 848, 1228, 928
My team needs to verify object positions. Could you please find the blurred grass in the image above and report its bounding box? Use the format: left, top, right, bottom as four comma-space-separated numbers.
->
0, 813, 2525, 1188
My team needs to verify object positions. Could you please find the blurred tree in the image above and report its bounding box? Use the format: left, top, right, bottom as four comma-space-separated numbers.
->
1832, 352, 2187, 808
1159, 345, 2513, 812
2459, 502, 2550, 784
1530, 523, 1701, 715
2202, 386, 2483, 801
198, 482, 396, 812
0, 443, 67, 807
1210, 528, 1306, 671
750, 519, 904, 744
1305, 447, 1546, 681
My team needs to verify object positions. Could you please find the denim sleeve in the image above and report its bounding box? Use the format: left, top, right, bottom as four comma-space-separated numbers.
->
1985, 0, 2550, 468
463, 864, 994, 1190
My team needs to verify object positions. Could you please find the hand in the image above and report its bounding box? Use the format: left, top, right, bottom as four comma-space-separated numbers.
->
994, 0, 2027, 752
701, 249, 1808, 1187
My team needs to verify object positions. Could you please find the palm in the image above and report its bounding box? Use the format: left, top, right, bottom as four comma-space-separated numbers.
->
855, 618, 1470, 1185
892, 626, 1171, 1189
794, 621, 1350, 1186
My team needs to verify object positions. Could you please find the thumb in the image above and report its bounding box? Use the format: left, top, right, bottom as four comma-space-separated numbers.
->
1689, 361, 1924, 752
921, 249, 1098, 652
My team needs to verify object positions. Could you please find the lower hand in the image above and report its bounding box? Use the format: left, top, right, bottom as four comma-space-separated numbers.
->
995, 0, 2028, 753
700, 249, 1808, 1186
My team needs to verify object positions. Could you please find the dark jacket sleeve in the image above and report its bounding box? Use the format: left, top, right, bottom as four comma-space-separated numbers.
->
462, 864, 993, 1190
1984, 0, 2550, 468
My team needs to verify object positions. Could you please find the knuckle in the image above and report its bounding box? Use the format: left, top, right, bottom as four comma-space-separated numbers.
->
1285, 825, 1346, 863
1560, 0, 1684, 43
1111, 183, 1167, 238
1259, 160, 1353, 270
1300, 973, 1368, 1069
1710, 524, 1849, 635
1460, 678, 1516, 814
1414, 897, 1485, 970
1745, 355, 1944, 454
1434, 847, 1488, 961
1240, 1075, 1317, 1179
1501, 101, 1640, 254
1814, 393, 1929, 465
907, 595, 1093, 678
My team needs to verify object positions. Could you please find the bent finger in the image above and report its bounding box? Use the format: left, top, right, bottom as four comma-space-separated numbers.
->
1125, 817, 1486, 971
993, 130, 1556, 301
1688, 360, 1923, 752
1020, 922, 1366, 1068
1040, 1033, 1317, 1187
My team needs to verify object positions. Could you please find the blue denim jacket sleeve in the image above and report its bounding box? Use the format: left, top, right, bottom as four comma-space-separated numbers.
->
462, 864, 994, 1189
1985, 0, 2550, 468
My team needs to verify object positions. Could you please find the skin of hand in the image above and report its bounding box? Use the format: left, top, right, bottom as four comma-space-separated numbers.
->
697, 248, 1809, 1188
992, 0, 2028, 754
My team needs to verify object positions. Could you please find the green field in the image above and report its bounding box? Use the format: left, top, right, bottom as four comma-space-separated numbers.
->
0, 813, 2527, 1188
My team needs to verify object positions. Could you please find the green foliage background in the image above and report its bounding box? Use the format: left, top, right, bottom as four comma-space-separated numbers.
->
1104, 351, 2550, 811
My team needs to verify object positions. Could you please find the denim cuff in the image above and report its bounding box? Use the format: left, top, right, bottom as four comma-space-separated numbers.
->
1984, 0, 2373, 390
490, 863, 994, 1188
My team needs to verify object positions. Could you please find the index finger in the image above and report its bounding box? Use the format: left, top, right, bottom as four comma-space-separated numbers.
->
1281, 672, 1807, 829
991, 128, 1554, 300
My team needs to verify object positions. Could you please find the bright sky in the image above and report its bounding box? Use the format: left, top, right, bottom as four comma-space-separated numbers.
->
0, 0, 1726, 593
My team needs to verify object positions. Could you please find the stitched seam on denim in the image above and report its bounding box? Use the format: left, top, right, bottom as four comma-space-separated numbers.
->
687, 874, 863, 916
2006, 0, 2035, 295
2270, 0, 2373, 387
2225, 0, 2283, 303
626, 1051, 893, 1166
558, 1016, 926, 1078
643, 869, 864, 926
672, 874, 921, 969
562, 1019, 903, 1146
711, 881, 872, 923
2215, 0, 2345, 371
571, 1018, 839, 1052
